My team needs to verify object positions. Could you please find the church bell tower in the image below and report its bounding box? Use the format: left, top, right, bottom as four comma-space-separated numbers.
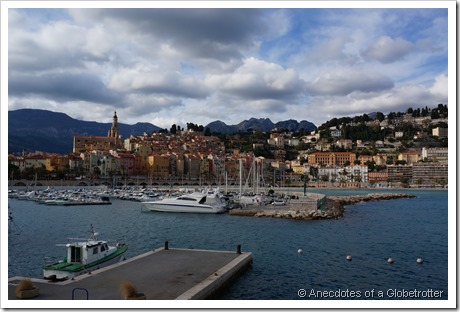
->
108, 111, 120, 142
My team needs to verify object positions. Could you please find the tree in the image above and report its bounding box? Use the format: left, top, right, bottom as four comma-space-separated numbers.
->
170, 124, 177, 134
93, 166, 101, 178
354, 175, 362, 183
359, 114, 370, 123
431, 110, 440, 119
376, 112, 385, 122
365, 160, 376, 171
330, 173, 337, 183
8, 164, 21, 180
421, 106, 429, 117
253, 146, 274, 158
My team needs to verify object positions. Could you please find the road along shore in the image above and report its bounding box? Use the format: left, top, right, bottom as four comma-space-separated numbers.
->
229, 193, 416, 220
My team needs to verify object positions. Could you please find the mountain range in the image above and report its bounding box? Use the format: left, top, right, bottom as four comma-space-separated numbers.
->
206, 118, 316, 134
8, 109, 317, 154
8, 109, 160, 154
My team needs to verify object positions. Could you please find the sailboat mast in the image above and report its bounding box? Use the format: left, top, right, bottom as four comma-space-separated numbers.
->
252, 157, 256, 194
239, 159, 243, 198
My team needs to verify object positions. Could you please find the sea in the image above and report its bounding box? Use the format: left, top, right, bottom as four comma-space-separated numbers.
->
7, 189, 449, 303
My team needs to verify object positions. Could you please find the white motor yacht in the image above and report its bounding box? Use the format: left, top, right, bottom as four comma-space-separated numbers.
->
142, 192, 226, 214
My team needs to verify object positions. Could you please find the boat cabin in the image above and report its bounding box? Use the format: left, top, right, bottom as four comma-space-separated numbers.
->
66, 241, 113, 265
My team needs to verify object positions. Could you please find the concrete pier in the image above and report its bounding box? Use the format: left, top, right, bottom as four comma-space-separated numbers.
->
8, 246, 252, 301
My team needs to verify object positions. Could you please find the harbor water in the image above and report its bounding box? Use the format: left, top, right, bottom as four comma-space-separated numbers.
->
8, 189, 448, 300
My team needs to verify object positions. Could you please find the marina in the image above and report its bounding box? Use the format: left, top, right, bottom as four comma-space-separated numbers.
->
7, 188, 449, 305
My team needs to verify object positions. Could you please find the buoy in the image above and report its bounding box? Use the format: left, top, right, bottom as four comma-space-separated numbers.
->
416, 258, 423, 264
387, 258, 395, 264
346, 255, 352, 261
297, 249, 303, 254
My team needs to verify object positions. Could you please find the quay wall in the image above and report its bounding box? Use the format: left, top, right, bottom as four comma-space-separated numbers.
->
288, 192, 326, 210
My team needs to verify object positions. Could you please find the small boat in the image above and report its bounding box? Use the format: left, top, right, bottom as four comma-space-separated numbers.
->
43, 225, 127, 280
142, 191, 226, 214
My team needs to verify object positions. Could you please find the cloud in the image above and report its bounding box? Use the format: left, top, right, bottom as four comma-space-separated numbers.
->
429, 73, 448, 101
206, 57, 305, 100
108, 64, 209, 99
300, 76, 448, 126
7, 7, 449, 128
305, 69, 394, 96
68, 8, 266, 62
306, 37, 358, 65
9, 72, 122, 105
362, 36, 414, 63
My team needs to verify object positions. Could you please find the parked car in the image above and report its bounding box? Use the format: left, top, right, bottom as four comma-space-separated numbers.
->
271, 200, 286, 206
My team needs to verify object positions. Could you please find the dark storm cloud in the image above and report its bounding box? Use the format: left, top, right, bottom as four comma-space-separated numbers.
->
9, 72, 122, 105
69, 8, 266, 61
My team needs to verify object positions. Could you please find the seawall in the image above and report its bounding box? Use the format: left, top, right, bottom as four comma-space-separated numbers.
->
229, 193, 416, 220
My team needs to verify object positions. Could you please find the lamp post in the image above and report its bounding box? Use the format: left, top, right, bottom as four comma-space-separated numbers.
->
303, 174, 307, 196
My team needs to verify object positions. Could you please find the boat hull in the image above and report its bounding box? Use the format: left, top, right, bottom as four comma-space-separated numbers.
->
43, 245, 127, 280
143, 202, 225, 214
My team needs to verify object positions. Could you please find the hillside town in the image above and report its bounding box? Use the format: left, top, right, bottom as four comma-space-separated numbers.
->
8, 105, 448, 189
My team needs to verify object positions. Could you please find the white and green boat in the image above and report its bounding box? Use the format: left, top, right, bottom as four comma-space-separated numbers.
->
43, 225, 128, 280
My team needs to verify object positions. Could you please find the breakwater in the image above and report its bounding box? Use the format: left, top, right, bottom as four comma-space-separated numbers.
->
229, 193, 416, 220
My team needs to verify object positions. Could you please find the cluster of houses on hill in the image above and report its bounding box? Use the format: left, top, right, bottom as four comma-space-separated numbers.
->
8, 111, 448, 189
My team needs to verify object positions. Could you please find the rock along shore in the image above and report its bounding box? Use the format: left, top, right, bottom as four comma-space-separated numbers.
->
229, 193, 416, 220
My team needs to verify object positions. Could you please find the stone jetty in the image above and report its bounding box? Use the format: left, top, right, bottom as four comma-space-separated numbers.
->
229, 193, 416, 220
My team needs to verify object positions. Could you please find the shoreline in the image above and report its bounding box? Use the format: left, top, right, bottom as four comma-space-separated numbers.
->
8, 184, 447, 192
270, 186, 447, 192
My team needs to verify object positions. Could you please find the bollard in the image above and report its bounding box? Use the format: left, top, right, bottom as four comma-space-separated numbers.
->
236, 244, 241, 254
164, 241, 169, 250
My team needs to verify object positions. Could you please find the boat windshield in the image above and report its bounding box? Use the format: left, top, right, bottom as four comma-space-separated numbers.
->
199, 197, 207, 205
177, 197, 197, 201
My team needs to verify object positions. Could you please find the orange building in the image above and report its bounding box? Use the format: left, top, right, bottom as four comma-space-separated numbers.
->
147, 153, 170, 178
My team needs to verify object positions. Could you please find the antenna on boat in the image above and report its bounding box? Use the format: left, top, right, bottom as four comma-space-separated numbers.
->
8, 209, 21, 233
89, 224, 99, 240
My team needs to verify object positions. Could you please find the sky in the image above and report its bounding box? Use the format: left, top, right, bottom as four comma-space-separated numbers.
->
6, 2, 451, 129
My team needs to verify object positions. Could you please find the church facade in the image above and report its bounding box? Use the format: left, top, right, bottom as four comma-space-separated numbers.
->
73, 112, 123, 153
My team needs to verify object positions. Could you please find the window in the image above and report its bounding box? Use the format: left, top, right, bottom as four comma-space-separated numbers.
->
93, 247, 99, 255
178, 197, 195, 201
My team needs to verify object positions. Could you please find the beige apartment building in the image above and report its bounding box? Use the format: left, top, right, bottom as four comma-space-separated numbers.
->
147, 153, 170, 178
398, 152, 420, 165
308, 152, 356, 166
